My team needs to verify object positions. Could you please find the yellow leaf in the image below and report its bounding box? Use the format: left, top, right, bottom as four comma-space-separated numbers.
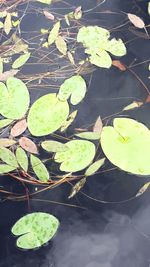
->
48, 21, 60, 46
12, 20, 20, 27
55, 36, 67, 55
136, 182, 150, 197
67, 51, 75, 65
4, 13, 12, 35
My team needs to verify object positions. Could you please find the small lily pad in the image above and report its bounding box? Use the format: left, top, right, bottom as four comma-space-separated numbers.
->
11, 212, 60, 249
55, 139, 95, 172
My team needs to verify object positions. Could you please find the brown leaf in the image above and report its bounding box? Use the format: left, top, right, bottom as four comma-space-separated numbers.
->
0, 138, 16, 147
136, 182, 150, 197
43, 10, 55, 20
0, 69, 18, 81
145, 95, 150, 103
10, 119, 27, 137
68, 177, 86, 199
19, 137, 38, 154
93, 116, 103, 134
128, 13, 145, 29
112, 60, 126, 71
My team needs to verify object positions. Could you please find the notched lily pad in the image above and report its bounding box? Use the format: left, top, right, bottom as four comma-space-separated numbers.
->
101, 118, 150, 175
58, 75, 86, 105
11, 212, 60, 249
55, 139, 95, 172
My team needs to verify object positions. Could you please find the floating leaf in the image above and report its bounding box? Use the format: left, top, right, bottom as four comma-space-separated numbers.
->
4, 13, 12, 35
55, 36, 67, 55
0, 147, 18, 167
3, 35, 28, 57
11, 212, 59, 249
37, 0, 52, 4
58, 75, 86, 105
0, 21, 4, 29
93, 116, 103, 134
101, 118, 150, 175
12, 53, 31, 69
68, 177, 86, 199
74, 6, 82, 20
19, 137, 38, 154
75, 132, 100, 140
41, 140, 66, 153
55, 140, 95, 172
16, 147, 28, 172
40, 28, 49, 34
136, 182, 150, 197
60, 110, 78, 132
10, 119, 27, 137
89, 51, 112, 68
85, 158, 105, 176
128, 13, 145, 29
0, 11, 7, 18
123, 101, 143, 111
0, 119, 13, 129
30, 155, 49, 182
105, 38, 126, 57
0, 138, 16, 147
0, 77, 30, 119
43, 10, 54, 20
0, 58, 3, 74
0, 164, 16, 174
12, 20, 20, 27
0, 69, 19, 81
67, 51, 75, 65
112, 60, 126, 71
48, 21, 60, 46
148, 3, 150, 15
28, 93, 69, 136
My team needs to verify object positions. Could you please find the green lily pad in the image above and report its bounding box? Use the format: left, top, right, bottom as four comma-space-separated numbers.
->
105, 38, 126, 56
55, 139, 95, 172
16, 147, 28, 172
11, 212, 60, 249
0, 119, 13, 129
101, 118, 150, 175
27, 93, 69, 136
58, 75, 86, 105
0, 77, 30, 119
30, 154, 49, 182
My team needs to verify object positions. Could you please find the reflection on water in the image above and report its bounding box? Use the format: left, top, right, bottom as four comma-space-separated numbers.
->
0, 0, 150, 266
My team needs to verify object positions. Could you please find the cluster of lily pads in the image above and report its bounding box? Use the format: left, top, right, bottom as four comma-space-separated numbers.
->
0, 0, 150, 251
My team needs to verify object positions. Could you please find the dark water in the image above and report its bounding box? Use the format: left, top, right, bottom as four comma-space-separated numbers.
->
0, 0, 150, 266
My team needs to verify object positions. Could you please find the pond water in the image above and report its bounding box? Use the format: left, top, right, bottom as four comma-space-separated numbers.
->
0, 0, 150, 266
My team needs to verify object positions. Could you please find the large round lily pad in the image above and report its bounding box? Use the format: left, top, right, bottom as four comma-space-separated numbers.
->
0, 77, 30, 119
101, 118, 150, 175
11, 212, 60, 249
27, 93, 69, 136
55, 139, 95, 172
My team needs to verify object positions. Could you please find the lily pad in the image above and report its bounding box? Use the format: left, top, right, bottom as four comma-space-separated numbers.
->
28, 93, 69, 136
11, 212, 60, 249
58, 75, 86, 105
55, 139, 95, 172
101, 118, 150, 175
0, 119, 13, 129
0, 77, 30, 119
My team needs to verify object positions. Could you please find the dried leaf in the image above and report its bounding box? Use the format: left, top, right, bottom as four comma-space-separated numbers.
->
19, 137, 38, 154
68, 177, 86, 199
136, 182, 150, 197
128, 13, 145, 29
4, 13, 12, 35
16, 147, 28, 172
43, 10, 54, 20
145, 94, 150, 103
0, 138, 16, 147
48, 21, 60, 46
85, 158, 105, 176
93, 116, 103, 134
10, 119, 27, 137
123, 101, 143, 111
55, 36, 67, 55
12, 53, 31, 69
112, 60, 126, 71
67, 51, 75, 65
0, 69, 19, 81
